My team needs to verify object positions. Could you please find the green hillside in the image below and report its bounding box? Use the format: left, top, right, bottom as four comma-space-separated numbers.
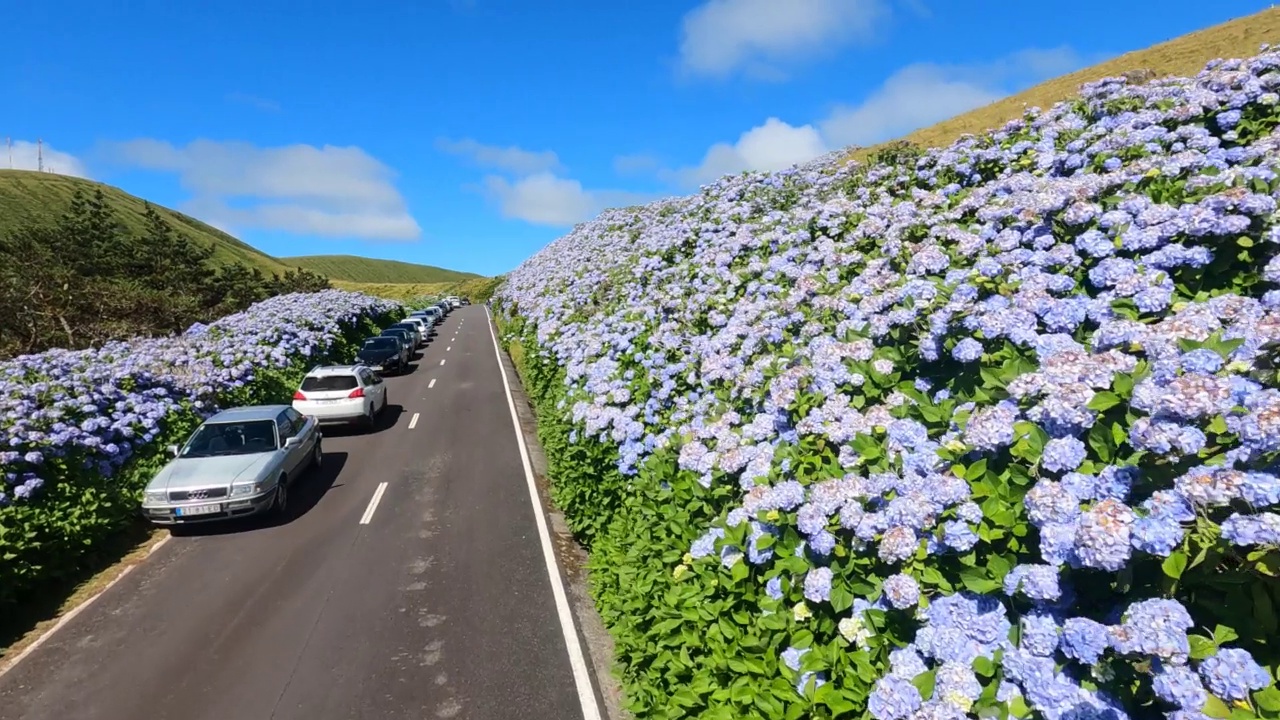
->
0, 170, 478, 286
282, 254, 479, 284
0, 170, 292, 276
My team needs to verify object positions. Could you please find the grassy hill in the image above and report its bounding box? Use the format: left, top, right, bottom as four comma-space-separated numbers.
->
0, 170, 480, 289
848, 6, 1280, 162
0, 169, 293, 276
282, 255, 479, 284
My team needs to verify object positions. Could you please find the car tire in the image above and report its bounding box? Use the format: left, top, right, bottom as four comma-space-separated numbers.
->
311, 439, 323, 471
272, 476, 289, 517
362, 408, 376, 432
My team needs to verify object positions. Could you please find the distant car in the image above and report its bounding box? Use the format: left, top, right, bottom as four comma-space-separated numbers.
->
140, 405, 322, 525
447, 296, 462, 308
355, 336, 406, 373
399, 316, 430, 341
292, 364, 389, 429
416, 307, 443, 324
460, 298, 471, 306
388, 321, 424, 347
380, 328, 416, 358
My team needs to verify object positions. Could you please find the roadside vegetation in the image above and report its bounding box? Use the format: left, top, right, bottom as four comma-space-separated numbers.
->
497, 40, 1280, 720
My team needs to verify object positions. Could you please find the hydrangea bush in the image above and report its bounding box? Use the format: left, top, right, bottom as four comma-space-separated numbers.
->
497, 50, 1280, 720
0, 289, 400, 604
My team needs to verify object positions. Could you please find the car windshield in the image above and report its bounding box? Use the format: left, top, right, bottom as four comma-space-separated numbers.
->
381, 330, 407, 337
362, 338, 397, 351
301, 374, 360, 391
391, 324, 416, 332
182, 419, 277, 457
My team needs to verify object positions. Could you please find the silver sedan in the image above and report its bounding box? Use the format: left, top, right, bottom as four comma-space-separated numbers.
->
140, 404, 322, 526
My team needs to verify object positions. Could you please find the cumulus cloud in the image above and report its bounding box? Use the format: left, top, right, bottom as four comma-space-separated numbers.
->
3, 139, 90, 178
820, 47, 1086, 148
667, 46, 1088, 187
677, 0, 887, 80
102, 139, 421, 241
480, 172, 654, 227
665, 118, 828, 186
436, 137, 563, 175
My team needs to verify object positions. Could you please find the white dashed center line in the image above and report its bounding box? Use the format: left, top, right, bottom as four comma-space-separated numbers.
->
440, 358, 446, 366
359, 482, 389, 525
428, 378, 437, 389
447, 346, 452, 352
408, 412, 420, 429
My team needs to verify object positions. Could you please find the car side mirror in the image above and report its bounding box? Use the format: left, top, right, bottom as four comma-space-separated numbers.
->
168, 444, 180, 457
284, 436, 302, 448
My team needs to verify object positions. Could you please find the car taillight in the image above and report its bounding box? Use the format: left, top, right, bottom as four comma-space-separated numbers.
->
293, 390, 307, 400
348, 387, 365, 398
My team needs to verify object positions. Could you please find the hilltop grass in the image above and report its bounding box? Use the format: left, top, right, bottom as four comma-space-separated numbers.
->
847, 6, 1280, 162
281, 254, 480, 284
0, 170, 478, 286
338, 275, 505, 304
0, 170, 291, 275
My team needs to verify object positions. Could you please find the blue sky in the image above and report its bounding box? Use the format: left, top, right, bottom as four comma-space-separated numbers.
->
3, 0, 1271, 276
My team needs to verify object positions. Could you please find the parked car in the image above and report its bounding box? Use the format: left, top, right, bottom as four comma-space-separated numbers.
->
355, 336, 407, 373
292, 364, 389, 429
140, 405, 322, 525
460, 297, 471, 306
387, 320, 423, 347
380, 328, 416, 358
399, 316, 430, 342
446, 296, 462, 308
415, 307, 443, 325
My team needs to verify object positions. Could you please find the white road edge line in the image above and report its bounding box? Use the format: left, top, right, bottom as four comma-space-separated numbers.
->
408, 412, 420, 429
485, 308, 602, 720
439, 358, 446, 366
359, 482, 389, 525
0, 534, 173, 679
428, 378, 437, 389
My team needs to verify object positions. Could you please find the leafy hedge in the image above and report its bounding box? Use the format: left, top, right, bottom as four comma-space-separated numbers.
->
0, 290, 401, 607
497, 49, 1280, 720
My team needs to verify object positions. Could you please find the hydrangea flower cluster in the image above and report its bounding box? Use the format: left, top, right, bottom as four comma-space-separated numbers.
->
498, 49, 1280, 718
0, 290, 399, 505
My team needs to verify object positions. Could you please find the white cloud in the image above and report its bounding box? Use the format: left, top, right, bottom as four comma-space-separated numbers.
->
677, 0, 887, 80
103, 139, 421, 241
666, 117, 828, 186
436, 137, 562, 175
3, 139, 89, 178
667, 46, 1088, 187
820, 47, 1085, 148
480, 172, 654, 227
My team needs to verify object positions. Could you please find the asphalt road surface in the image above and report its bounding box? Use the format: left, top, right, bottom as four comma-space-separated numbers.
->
0, 306, 596, 720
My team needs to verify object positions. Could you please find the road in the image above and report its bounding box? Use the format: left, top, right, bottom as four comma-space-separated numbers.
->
0, 306, 597, 720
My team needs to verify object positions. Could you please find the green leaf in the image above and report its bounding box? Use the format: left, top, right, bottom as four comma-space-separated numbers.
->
1202, 695, 1232, 719
1213, 625, 1239, 645
1189, 634, 1217, 660
1087, 391, 1122, 412
1254, 685, 1280, 713
1162, 551, 1188, 580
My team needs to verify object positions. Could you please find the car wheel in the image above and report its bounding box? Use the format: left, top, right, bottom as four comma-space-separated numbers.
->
362, 408, 376, 432
311, 439, 323, 470
272, 477, 289, 516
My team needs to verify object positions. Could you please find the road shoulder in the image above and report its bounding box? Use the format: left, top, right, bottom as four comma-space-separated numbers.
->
491, 325, 629, 720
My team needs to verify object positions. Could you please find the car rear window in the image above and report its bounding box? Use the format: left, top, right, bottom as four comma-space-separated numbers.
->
300, 375, 359, 391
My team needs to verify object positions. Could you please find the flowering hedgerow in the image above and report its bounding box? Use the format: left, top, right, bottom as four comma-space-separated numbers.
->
0, 289, 399, 603
497, 49, 1280, 720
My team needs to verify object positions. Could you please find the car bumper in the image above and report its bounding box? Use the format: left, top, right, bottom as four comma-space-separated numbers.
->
293, 399, 368, 422
142, 491, 275, 525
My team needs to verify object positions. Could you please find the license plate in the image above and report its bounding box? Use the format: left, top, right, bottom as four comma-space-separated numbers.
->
315, 399, 343, 404
177, 503, 221, 516
371, 365, 384, 371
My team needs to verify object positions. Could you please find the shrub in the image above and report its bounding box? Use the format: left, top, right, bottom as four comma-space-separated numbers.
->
497, 49, 1280, 719
0, 289, 401, 606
